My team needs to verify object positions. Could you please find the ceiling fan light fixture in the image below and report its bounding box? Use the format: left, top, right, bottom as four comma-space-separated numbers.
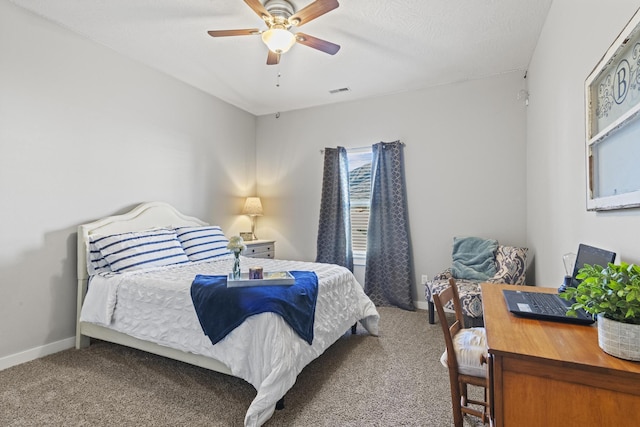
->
261, 27, 296, 54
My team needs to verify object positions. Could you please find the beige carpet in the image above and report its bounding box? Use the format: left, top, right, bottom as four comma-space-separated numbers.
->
0, 307, 484, 426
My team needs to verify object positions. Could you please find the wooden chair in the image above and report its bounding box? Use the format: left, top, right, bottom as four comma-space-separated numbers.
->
433, 278, 490, 427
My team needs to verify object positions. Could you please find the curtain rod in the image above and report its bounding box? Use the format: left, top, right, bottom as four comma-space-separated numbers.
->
319, 141, 405, 154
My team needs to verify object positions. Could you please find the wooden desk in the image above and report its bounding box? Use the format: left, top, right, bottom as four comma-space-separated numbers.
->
482, 284, 640, 427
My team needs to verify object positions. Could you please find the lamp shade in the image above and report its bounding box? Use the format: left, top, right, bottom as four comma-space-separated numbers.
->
261, 27, 296, 54
242, 197, 264, 216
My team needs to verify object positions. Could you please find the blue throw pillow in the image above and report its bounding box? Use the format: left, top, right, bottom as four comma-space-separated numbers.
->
451, 236, 498, 281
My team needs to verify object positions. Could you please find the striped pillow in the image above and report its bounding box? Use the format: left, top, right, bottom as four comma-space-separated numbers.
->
87, 238, 112, 275
92, 228, 190, 273
175, 226, 231, 262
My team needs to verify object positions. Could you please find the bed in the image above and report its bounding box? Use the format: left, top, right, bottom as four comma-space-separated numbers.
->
76, 201, 380, 427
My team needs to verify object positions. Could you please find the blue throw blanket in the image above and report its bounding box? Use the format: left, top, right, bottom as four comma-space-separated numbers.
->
190, 271, 318, 345
451, 236, 498, 281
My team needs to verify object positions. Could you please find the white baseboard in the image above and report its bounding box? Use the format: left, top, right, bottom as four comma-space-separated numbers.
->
415, 300, 429, 310
0, 336, 75, 371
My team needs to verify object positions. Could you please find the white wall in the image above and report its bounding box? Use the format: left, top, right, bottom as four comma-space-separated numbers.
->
255, 72, 528, 304
0, 1, 256, 363
526, 0, 640, 287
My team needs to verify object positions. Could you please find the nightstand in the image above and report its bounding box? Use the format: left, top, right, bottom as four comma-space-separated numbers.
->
243, 239, 275, 259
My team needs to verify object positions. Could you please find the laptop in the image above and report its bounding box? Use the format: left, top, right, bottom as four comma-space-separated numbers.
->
502, 244, 616, 325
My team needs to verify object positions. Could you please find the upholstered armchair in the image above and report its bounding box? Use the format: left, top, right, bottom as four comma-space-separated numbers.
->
426, 237, 528, 327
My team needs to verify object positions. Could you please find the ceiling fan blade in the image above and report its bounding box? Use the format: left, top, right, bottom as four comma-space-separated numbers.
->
290, 0, 339, 27
207, 29, 261, 37
266, 50, 280, 65
244, 0, 272, 21
295, 33, 340, 55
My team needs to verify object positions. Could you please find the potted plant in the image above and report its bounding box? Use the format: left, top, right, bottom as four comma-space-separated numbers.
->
560, 262, 640, 361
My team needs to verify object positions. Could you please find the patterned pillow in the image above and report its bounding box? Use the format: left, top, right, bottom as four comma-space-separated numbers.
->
488, 245, 528, 285
92, 228, 190, 273
175, 226, 230, 262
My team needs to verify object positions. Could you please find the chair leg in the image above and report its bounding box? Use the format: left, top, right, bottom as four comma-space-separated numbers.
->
428, 301, 435, 324
460, 381, 469, 407
449, 378, 464, 427
484, 385, 489, 423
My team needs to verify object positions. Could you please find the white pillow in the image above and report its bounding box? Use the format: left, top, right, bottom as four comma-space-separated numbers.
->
440, 327, 488, 377
175, 225, 231, 262
92, 228, 190, 273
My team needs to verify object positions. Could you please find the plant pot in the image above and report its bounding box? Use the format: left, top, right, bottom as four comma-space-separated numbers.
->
597, 313, 640, 361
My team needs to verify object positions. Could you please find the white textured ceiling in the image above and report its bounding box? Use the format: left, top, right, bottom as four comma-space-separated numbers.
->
10, 0, 552, 116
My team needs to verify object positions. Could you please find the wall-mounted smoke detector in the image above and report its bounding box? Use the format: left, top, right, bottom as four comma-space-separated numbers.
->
329, 87, 350, 94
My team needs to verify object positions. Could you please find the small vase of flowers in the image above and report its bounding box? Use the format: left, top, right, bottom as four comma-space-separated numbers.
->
227, 235, 246, 279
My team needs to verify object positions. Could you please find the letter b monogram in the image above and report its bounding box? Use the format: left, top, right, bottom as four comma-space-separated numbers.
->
614, 59, 630, 104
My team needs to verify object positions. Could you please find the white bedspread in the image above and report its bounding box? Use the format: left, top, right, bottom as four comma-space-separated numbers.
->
80, 256, 379, 426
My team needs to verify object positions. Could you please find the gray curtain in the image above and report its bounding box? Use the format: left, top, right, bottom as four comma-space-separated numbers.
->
316, 147, 353, 271
364, 141, 415, 310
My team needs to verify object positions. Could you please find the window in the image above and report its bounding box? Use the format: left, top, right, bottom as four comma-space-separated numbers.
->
347, 148, 372, 255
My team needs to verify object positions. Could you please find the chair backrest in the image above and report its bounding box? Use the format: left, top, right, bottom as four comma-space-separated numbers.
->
432, 278, 465, 372
433, 278, 490, 427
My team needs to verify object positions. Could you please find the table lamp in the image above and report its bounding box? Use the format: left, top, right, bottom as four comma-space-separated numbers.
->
241, 197, 263, 241
559, 252, 576, 293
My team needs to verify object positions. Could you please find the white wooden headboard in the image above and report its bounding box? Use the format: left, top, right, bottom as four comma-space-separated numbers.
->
76, 202, 207, 347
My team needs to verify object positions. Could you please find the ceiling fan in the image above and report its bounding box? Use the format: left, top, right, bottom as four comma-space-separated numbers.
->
208, 0, 340, 65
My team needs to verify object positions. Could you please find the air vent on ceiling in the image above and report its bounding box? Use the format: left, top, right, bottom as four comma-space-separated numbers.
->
329, 87, 350, 94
